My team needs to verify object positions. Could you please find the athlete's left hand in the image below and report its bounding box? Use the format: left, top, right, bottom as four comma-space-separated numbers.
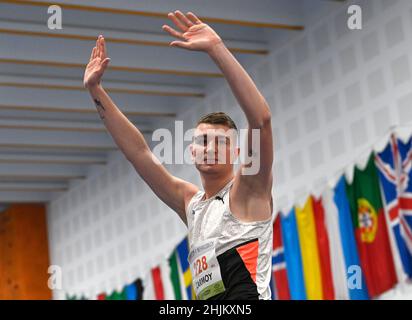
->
162, 11, 223, 53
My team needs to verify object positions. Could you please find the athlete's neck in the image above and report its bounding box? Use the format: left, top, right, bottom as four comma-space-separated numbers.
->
200, 172, 234, 200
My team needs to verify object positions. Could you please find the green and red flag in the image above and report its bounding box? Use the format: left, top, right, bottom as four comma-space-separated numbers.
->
345, 154, 397, 297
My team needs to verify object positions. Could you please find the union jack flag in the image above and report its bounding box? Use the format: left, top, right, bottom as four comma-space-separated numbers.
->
375, 134, 412, 279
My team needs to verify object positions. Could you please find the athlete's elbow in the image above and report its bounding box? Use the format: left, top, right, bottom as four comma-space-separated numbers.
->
262, 109, 272, 126
254, 108, 272, 129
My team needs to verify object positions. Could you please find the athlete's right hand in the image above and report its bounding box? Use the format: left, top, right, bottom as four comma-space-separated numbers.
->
83, 35, 111, 89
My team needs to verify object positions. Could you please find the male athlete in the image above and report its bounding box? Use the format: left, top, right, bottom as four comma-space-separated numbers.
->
83, 11, 273, 300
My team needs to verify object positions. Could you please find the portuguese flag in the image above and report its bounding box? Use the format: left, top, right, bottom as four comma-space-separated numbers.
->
345, 154, 397, 297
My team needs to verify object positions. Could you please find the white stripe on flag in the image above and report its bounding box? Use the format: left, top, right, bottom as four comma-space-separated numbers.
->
272, 247, 284, 257
160, 259, 175, 300
272, 262, 286, 272
176, 251, 189, 300
322, 188, 349, 300
142, 270, 155, 300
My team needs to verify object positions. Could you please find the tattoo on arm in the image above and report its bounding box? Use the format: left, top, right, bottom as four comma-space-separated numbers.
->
94, 99, 105, 120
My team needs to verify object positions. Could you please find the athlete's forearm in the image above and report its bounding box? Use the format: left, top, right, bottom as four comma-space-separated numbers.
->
208, 42, 271, 128
87, 84, 150, 161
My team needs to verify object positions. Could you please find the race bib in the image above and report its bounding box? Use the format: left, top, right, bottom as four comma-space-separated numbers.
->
188, 238, 225, 300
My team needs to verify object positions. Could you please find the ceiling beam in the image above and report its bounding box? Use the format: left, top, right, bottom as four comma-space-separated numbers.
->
0, 33, 223, 76
0, 128, 117, 150
0, 143, 114, 152
0, 0, 304, 30
0, 82, 204, 98
0, 103, 175, 118
0, 153, 107, 165
0, 58, 223, 78
0, 190, 59, 202
0, 117, 152, 133
0, 85, 200, 115
0, 26, 269, 55
0, 162, 88, 180
0, 73, 203, 93
0, 181, 68, 192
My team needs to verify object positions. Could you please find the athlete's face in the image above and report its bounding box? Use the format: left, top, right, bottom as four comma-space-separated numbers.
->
191, 123, 239, 174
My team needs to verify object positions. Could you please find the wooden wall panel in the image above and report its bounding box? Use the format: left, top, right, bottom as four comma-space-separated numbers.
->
0, 204, 51, 300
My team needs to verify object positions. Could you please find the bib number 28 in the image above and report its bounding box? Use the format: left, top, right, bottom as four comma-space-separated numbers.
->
193, 256, 208, 277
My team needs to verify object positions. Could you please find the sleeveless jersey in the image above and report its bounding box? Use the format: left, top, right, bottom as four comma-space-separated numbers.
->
186, 180, 273, 300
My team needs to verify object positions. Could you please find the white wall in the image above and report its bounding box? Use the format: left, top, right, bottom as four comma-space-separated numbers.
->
48, 0, 412, 299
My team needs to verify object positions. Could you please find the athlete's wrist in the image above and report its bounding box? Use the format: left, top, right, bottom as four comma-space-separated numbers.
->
206, 40, 227, 59
87, 82, 104, 94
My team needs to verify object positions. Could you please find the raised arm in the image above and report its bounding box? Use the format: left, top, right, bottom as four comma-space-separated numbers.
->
163, 11, 273, 221
83, 35, 198, 224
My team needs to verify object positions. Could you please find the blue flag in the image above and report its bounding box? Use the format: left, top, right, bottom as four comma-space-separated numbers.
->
334, 176, 369, 300
125, 283, 137, 300
177, 237, 193, 300
280, 208, 306, 300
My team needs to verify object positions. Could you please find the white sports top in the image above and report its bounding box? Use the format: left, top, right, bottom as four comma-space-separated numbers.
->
186, 179, 274, 300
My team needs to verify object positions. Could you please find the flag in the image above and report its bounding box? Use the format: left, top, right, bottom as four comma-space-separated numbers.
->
97, 293, 106, 300
272, 214, 291, 300
332, 177, 369, 299
322, 187, 350, 300
295, 196, 323, 299
143, 262, 173, 300
398, 137, 412, 256
143, 270, 156, 300
125, 283, 137, 300
312, 196, 335, 299
280, 208, 306, 300
269, 274, 276, 300
159, 258, 176, 300
375, 134, 412, 281
106, 288, 126, 300
151, 266, 165, 300
176, 237, 193, 300
168, 250, 182, 300
134, 278, 144, 300
346, 154, 397, 297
